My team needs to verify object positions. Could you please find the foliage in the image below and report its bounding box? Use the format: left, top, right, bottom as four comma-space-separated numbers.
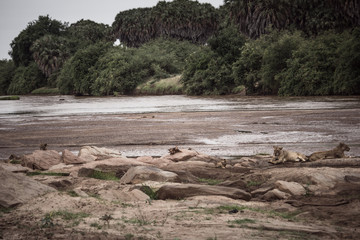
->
278, 31, 342, 96
0, 60, 15, 95
89, 47, 150, 95
182, 25, 246, 95
259, 31, 303, 94
112, 0, 219, 47
31, 87, 60, 95
333, 28, 360, 95
31, 35, 70, 86
10, 15, 67, 67
88, 170, 119, 181
224, 0, 360, 38
135, 75, 183, 95
56, 41, 111, 95
90, 38, 200, 96
7, 62, 46, 95
0, 96, 20, 100
66, 19, 113, 50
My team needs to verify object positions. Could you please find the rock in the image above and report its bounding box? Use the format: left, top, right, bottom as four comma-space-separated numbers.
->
161, 148, 199, 162
263, 189, 290, 201
156, 184, 251, 201
251, 187, 273, 197
73, 188, 89, 197
160, 148, 222, 163
78, 146, 122, 162
21, 150, 62, 170
218, 179, 247, 189
120, 166, 179, 184
275, 180, 306, 196
62, 149, 87, 165
0, 166, 56, 208
98, 187, 149, 202
47, 178, 73, 190
0, 162, 30, 173
64, 157, 148, 177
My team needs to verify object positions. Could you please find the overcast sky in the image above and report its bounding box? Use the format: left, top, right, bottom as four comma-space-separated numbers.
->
0, 0, 224, 60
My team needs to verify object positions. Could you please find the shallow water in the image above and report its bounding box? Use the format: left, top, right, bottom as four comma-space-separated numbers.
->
1, 95, 359, 119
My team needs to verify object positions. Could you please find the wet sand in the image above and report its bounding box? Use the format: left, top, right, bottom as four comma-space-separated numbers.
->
1, 106, 359, 159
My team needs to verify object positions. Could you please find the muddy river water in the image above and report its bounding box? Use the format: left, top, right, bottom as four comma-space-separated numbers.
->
0, 95, 359, 159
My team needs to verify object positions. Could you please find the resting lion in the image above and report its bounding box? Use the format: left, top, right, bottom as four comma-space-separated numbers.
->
308, 142, 350, 161
269, 146, 307, 164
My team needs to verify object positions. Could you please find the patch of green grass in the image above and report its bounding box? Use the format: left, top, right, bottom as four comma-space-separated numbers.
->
67, 190, 80, 197
52, 210, 90, 221
140, 185, 158, 200
124, 234, 135, 240
89, 170, 119, 181
90, 222, 103, 230
232, 85, 245, 94
246, 180, 263, 187
0, 96, 20, 100
26, 171, 70, 176
198, 178, 222, 185
135, 75, 184, 95
31, 87, 60, 95
0, 206, 14, 216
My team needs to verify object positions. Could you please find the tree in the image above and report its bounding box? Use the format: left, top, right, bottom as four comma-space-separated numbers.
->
56, 42, 111, 95
112, 0, 219, 47
0, 60, 16, 95
10, 15, 67, 67
7, 62, 45, 94
31, 35, 70, 86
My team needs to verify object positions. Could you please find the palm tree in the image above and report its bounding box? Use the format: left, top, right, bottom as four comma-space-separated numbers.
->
31, 35, 70, 85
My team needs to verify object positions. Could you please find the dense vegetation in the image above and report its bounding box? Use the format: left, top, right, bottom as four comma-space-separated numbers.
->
1, 0, 359, 96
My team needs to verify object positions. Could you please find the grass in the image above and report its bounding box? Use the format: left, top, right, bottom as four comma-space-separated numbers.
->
198, 178, 222, 185
232, 85, 245, 94
52, 210, 90, 221
89, 170, 119, 181
31, 87, 60, 95
26, 171, 70, 177
246, 180, 263, 187
135, 75, 183, 95
42, 210, 90, 228
0, 96, 20, 100
140, 185, 158, 200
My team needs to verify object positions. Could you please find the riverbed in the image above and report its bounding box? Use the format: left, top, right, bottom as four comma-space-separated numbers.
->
0, 95, 359, 159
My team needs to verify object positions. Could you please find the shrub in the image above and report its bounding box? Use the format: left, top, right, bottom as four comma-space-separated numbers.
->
7, 62, 46, 94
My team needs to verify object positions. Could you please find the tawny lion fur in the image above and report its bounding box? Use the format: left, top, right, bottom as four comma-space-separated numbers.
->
308, 142, 350, 161
269, 146, 307, 164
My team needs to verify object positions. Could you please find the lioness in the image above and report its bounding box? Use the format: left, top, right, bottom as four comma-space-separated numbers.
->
269, 146, 307, 164
308, 142, 350, 161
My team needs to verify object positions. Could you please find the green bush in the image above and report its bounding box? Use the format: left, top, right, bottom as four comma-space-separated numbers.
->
182, 25, 246, 95
278, 31, 341, 96
7, 62, 46, 95
0, 60, 16, 95
333, 28, 360, 95
56, 41, 111, 95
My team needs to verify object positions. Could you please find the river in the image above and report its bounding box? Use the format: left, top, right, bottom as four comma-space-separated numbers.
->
0, 95, 359, 159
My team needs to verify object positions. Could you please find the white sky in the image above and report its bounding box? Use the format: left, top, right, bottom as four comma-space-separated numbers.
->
0, 0, 224, 60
